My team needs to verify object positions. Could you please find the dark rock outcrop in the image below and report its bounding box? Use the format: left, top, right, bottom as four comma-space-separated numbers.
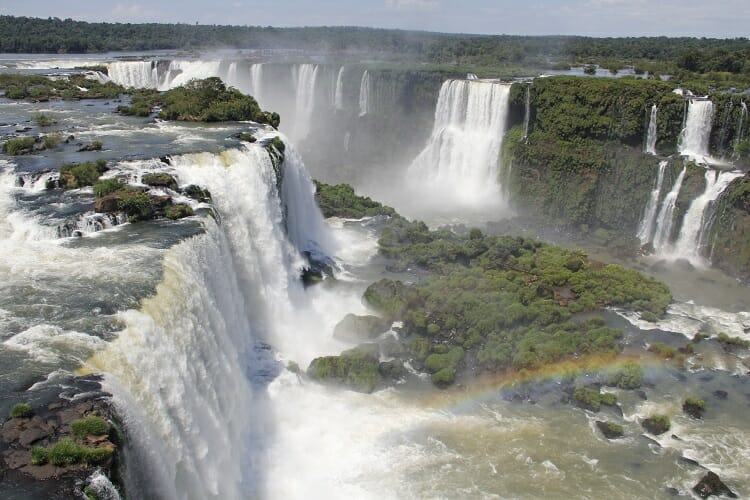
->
333, 314, 391, 343
596, 420, 624, 439
692, 471, 737, 498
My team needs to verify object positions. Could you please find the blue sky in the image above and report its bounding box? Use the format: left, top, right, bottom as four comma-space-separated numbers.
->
1, 0, 748, 37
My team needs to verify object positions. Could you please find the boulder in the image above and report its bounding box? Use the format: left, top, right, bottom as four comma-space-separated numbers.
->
378, 360, 406, 381
142, 173, 178, 190
307, 344, 380, 393
596, 420, 624, 439
693, 471, 737, 498
641, 415, 670, 435
333, 314, 391, 343
94, 193, 120, 213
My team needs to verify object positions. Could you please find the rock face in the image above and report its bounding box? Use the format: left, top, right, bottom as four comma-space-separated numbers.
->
333, 314, 391, 343
692, 471, 737, 498
0, 376, 122, 499
708, 174, 750, 280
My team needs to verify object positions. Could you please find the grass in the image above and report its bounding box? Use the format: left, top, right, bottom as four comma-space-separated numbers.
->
71, 416, 110, 439
9, 403, 33, 419
2, 136, 36, 155
31, 438, 112, 467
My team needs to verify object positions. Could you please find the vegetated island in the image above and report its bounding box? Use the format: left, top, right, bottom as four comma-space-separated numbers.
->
308, 182, 672, 392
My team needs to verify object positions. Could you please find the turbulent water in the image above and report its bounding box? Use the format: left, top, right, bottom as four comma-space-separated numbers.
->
2, 56, 750, 500
404, 79, 512, 216
679, 100, 714, 163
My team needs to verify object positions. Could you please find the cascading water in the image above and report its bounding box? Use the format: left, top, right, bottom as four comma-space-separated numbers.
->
334, 66, 345, 110
679, 99, 714, 163
160, 60, 224, 90
404, 79, 511, 212
670, 169, 743, 264
645, 104, 658, 155
250, 63, 264, 103
637, 160, 668, 245
107, 61, 160, 89
291, 64, 319, 142
522, 85, 531, 143
89, 140, 334, 499
652, 166, 686, 253
358, 70, 370, 117
734, 101, 748, 156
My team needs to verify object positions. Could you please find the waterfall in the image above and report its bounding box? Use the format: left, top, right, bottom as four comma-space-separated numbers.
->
670, 169, 743, 263
522, 85, 531, 143
678, 99, 714, 163
107, 61, 160, 89
637, 160, 668, 244
250, 63, 264, 103
159, 60, 224, 90
466, 73, 478, 80
652, 166, 686, 253
291, 64, 319, 141
334, 66, 345, 110
734, 101, 748, 155
405, 80, 512, 210
90, 141, 333, 499
226, 62, 239, 88
358, 70, 370, 117
645, 104, 658, 155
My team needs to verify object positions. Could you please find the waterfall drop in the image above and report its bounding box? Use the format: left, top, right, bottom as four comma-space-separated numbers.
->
291, 64, 319, 142
107, 61, 160, 89
405, 79, 511, 214
334, 66, 345, 110
652, 166, 687, 253
678, 99, 714, 163
522, 85, 531, 143
637, 160, 668, 244
645, 104, 658, 155
358, 70, 370, 117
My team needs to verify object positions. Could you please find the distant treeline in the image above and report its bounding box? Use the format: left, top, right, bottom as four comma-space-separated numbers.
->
1, 16, 749, 75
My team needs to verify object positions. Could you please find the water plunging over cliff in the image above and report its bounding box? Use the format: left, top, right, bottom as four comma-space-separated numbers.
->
670, 169, 743, 264
679, 99, 714, 163
404, 79, 511, 213
334, 67, 345, 110
645, 104, 658, 155
522, 85, 531, 143
734, 101, 748, 157
291, 64, 319, 142
87, 139, 335, 499
358, 70, 371, 117
637, 160, 668, 244
107, 61, 160, 89
652, 167, 687, 253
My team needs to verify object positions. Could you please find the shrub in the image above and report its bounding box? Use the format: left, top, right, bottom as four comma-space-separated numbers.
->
33, 113, 55, 127
93, 178, 122, 198
648, 342, 675, 359
117, 190, 152, 222
642, 415, 670, 435
9, 403, 33, 419
2, 136, 36, 155
42, 134, 61, 150
91, 140, 103, 150
59, 160, 108, 189
71, 416, 110, 439
142, 173, 177, 190
572, 386, 603, 411
164, 204, 194, 220
30, 446, 49, 465
683, 397, 706, 418
44, 438, 112, 466
609, 361, 643, 389
716, 332, 750, 349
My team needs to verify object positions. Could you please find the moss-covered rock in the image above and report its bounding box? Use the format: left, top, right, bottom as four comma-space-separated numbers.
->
333, 314, 391, 343
58, 160, 108, 189
641, 414, 670, 435
709, 173, 750, 280
314, 181, 397, 219
142, 173, 178, 190
307, 344, 380, 393
164, 203, 194, 220
596, 420, 624, 439
682, 397, 706, 419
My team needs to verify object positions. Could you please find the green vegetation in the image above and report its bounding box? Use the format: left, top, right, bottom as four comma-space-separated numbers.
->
33, 113, 56, 127
596, 420, 624, 439
237, 132, 257, 142
307, 345, 380, 393
118, 78, 280, 126
648, 342, 676, 359
0, 73, 125, 101
571, 386, 618, 412
183, 185, 212, 203
314, 181, 396, 219
116, 190, 153, 223
716, 332, 750, 349
164, 204, 194, 220
93, 178, 122, 198
2, 136, 37, 155
641, 414, 670, 435
142, 173, 178, 190
84, 486, 101, 500
58, 159, 108, 189
423, 347, 464, 386
683, 397, 706, 419
42, 134, 61, 150
708, 174, 750, 280
9, 403, 33, 419
607, 361, 643, 389
30, 438, 112, 467
71, 416, 110, 439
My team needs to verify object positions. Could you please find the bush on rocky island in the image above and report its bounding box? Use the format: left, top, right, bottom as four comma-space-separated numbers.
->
307, 344, 380, 393
682, 397, 706, 419
2, 136, 37, 155
314, 181, 397, 219
58, 160, 108, 189
641, 414, 670, 435
9, 403, 33, 419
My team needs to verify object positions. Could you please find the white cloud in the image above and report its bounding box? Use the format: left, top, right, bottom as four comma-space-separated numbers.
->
111, 3, 161, 21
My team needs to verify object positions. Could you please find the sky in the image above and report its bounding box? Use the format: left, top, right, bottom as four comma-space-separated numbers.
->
1, 0, 749, 38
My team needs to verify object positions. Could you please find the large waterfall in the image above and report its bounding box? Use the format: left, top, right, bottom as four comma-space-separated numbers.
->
651, 166, 687, 253
107, 61, 161, 89
637, 160, 668, 244
670, 169, 743, 263
405, 79, 511, 212
291, 64, 319, 142
522, 85, 531, 143
679, 99, 714, 162
358, 70, 371, 117
645, 104, 658, 155
334, 67, 345, 110
89, 140, 336, 499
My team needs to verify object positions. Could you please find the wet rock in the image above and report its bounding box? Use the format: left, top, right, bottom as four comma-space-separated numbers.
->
682, 398, 706, 419
142, 172, 178, 190
692, 471, 737, 498
596, 420, 624, 439
713, 390, 728, 400
378, 360, 406, 381
159, 155, 172, 165
641, 415, 670, 435
94, 193, 120, 213
333, 314, 391, 343
665, 487, 680, 496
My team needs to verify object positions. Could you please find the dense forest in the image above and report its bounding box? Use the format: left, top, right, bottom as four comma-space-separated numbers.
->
1, 16, 749, 77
